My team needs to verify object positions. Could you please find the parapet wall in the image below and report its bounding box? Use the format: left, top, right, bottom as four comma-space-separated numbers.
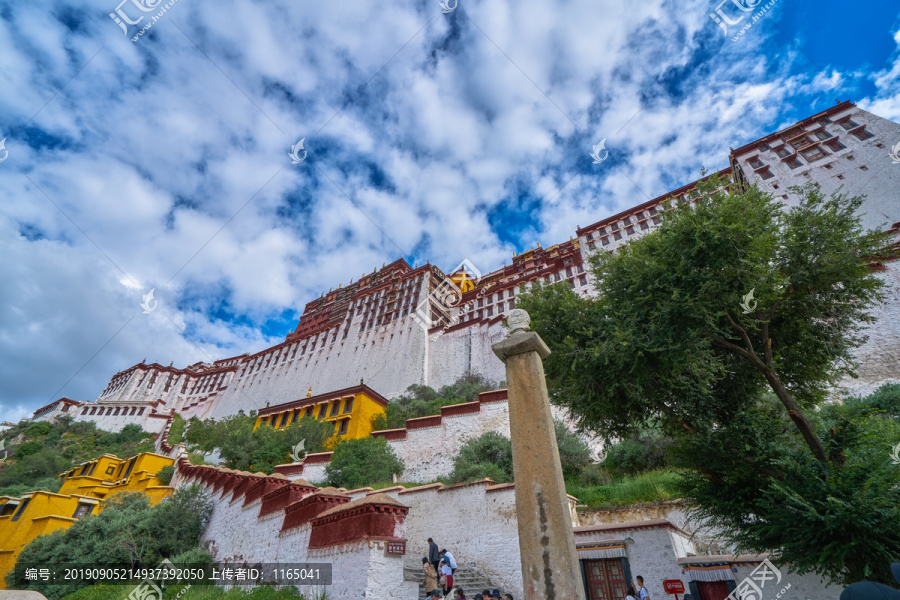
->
175, 460, 416, 600
274, 389, 511, 484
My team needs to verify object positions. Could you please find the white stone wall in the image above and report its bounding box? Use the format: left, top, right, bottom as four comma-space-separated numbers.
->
190, 476, 411, 600
735, 107, 900, 235
70, 404, 169, 434
209, 318, 429, 419
391, 401, 511, 483
375, 482, 525, 599
838, 260, 900, 397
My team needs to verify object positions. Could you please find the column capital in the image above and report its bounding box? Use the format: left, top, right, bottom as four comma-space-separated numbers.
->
492, 331, 551, 363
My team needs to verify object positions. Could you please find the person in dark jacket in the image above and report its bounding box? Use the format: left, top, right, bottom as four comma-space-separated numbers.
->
428, 538, 440, 576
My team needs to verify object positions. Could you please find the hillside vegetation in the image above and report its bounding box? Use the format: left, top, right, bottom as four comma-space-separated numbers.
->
0, 418, 155, 497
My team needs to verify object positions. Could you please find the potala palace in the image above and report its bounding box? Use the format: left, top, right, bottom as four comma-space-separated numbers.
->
21, 101, 900, 600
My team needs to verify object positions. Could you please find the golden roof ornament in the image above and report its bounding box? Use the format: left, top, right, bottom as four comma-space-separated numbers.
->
306, 386, 312, 398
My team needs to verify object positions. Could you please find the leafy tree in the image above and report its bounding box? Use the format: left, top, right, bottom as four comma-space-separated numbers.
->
518, 179, 897, 585
204, 414, 332, 473
325, 437, 404, 489
156, 465, 175, 485
167, 414, 187, 445
447, 431, 513, 484
9, 485, 213, 599
553, 420, 592, 481
446, 423, 591, 484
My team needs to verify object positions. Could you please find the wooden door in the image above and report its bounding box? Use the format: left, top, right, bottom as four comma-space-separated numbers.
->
697, 580, 732, 600
583, 559, 628, 600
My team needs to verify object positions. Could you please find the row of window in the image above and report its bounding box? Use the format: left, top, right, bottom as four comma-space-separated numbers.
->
584, 209, 662, 249
81, 405, 145, 417
262, 397, 354, 428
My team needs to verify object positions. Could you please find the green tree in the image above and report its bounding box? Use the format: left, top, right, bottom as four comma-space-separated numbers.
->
325, 437, 404, 489
9, 485, 213, 599
518, 179, 898, 585
447, 431, 513, 484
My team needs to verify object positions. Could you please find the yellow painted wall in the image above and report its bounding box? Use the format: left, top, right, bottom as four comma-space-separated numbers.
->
254, 390, 386, 446
0, 452, 174, 589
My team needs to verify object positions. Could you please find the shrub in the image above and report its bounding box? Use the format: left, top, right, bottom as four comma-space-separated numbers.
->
371, 374, 496, 431
26, 421, 53, 437
14, 440, 43, 459
447, 431, 513, 484
325, 437, 404, 489
156, 465, 175, 485
553, 420, 591, 481
168, 414, 186, 445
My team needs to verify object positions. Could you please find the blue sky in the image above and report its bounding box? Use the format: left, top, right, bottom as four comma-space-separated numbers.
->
1, 0, 899, 421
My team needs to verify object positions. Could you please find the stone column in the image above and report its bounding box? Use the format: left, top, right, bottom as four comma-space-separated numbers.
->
492, 309, 586, 600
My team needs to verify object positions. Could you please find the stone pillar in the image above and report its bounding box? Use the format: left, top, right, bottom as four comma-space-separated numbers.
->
492, 309, 586, 600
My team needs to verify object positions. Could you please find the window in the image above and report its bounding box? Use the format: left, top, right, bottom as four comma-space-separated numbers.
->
508, 300, 515, 310
137, 407, 145, 415
791, 135, 812, 151
124, 457, 137, 478
305, 407, 314, 418
748, 156, 764, 169
801, 146, 828, 162
343, 398, 353, 413
579, 275, 587, 285
652, 216, 662, 225
610, 222, 619, 230
839, 118, 859, 130
756, 141, 770, 151
613, 231, 622, 241
279, 413, 290, 427
813, 129, 832, 140
497, 290, 504, 300
338, 419, 349, 435
587, 241, 595, 250
105, 465, 116, 475
601, 236, 610, 246
330, 401, 340, 416
850, 128, 873, 140
625, 226, 635, 235
11, 498, 31, 522
639, 221, 649, 231
81, 408, 88, 415
760, 168, 774, 180
786, 157, 803, 169
825, 139, 845, 152
774, 146, 791, 159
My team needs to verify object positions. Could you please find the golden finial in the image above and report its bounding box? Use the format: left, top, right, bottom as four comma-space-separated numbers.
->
537, 241, 541, 248
306, 386, 312, 398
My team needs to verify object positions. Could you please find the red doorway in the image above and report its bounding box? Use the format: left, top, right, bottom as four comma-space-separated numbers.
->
583, 559, 628, 600
696, 580, 732, 600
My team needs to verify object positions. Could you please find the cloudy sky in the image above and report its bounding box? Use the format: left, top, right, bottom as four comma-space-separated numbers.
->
1, 0, 898, 422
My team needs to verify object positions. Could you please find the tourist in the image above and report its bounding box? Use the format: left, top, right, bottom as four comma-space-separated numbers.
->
490, 590, 502, 599
474, 595, 484, 600
440, 548, 458, 574
428, 537, 441, 575
422, 557, 438, 595
635, 576, 650, 600
503, 595, 513, 600
430, 590, 442, 599
626, 585, 638, 600
455, 588, 467, 599
440, 558, 454, 595
481, 590, 492, 598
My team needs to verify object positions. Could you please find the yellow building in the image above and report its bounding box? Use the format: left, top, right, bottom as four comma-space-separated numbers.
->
0, 452, 174, 588
254, 383, 387, 444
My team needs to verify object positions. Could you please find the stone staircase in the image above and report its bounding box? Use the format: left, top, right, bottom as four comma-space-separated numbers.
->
403, 561, 495, 599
